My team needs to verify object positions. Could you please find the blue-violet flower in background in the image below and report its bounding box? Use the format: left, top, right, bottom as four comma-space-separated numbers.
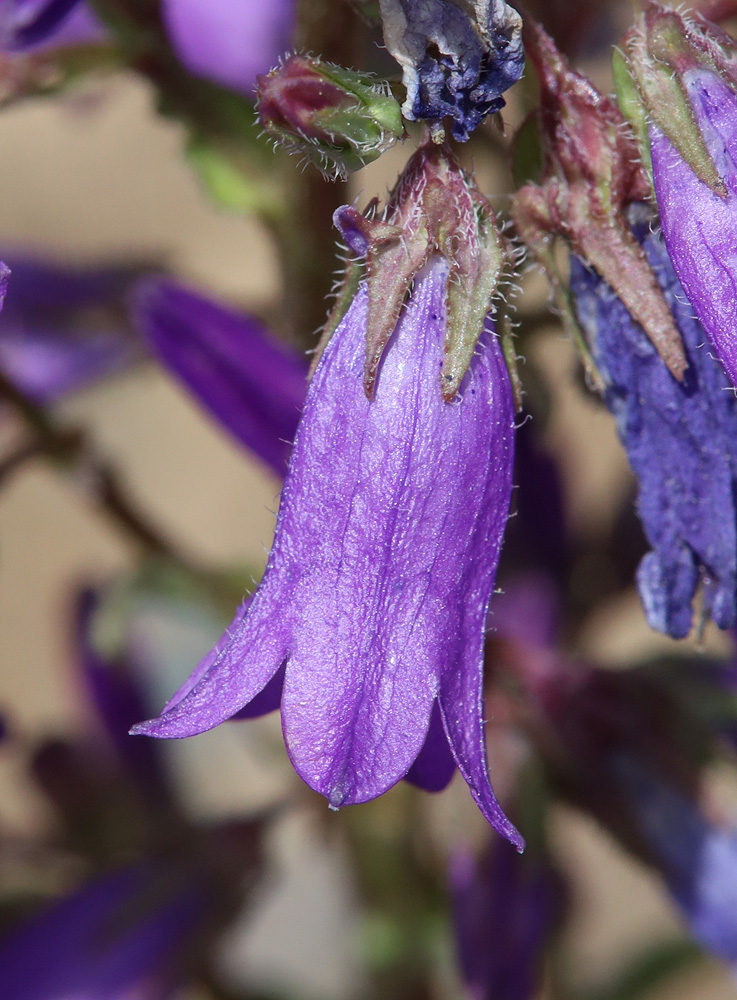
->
0, 863, 206, 1000
489, 575, 737, 970
133, 143, 521, 846
163, 0, 296, 97
451, 838, 563, 1000
0, 0, 103, 51
378, 0, 524, 140
570, 204, 737, 639
133, 277, 307, 478
0, 254, 140, 404
615, 755, 737, 974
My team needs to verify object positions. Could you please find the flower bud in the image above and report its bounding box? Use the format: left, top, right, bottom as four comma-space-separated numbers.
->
256, 54, 404, 178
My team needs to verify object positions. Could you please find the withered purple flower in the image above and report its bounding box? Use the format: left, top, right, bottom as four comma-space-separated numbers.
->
570, 204, 737, 638
133, 278, 307, 477
132, 146, 521, 845
378, 0, 524, 140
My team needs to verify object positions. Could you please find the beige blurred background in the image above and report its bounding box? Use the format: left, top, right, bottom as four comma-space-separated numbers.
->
0, 69, 735, 999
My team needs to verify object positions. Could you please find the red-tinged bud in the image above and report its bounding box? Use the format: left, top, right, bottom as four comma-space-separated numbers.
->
511, 18, 687, 384
256, 54, 404, 178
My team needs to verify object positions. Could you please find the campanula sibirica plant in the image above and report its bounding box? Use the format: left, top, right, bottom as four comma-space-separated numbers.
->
7, 1, 737, 996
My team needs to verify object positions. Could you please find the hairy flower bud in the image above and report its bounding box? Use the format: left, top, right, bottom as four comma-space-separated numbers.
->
256, 54, 404, 178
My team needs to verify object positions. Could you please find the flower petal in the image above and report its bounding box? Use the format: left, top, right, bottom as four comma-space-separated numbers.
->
651, 68, 737, 390
404, 700, 456, 792
280, 265, 458, 805
133, 278, 307, 477
130, 586, 290, 739
435, 320, 522, 849
279, 260, 517, 813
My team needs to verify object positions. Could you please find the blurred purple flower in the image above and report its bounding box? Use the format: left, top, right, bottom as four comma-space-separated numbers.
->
615, 756, 737, 971
491, 571, 561, 652
570, 205, 737, 639
506, 420, 569, 584
0, 255, 140, 404
490, 574, 737, 969
77, 588, 171, 807
378, 0, 524, 140
133, 258, 522, 848
451, 840, 562, 1000
132, 277, 307, 477
0, 1, 103, 51
0, 863, 206, 1000
163, 0, 296, 97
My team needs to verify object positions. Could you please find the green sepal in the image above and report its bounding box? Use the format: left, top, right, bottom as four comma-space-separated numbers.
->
612, 48, 653, 188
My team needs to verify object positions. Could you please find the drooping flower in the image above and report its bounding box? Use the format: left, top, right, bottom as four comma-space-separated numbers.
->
132, 277, 307, 477
378, 0, 524, 140
0, 0, 103, 51
162, 0, 296, 97
132, 145, 521, 845
570, 203, 737, 638
0, 254, 140, 404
